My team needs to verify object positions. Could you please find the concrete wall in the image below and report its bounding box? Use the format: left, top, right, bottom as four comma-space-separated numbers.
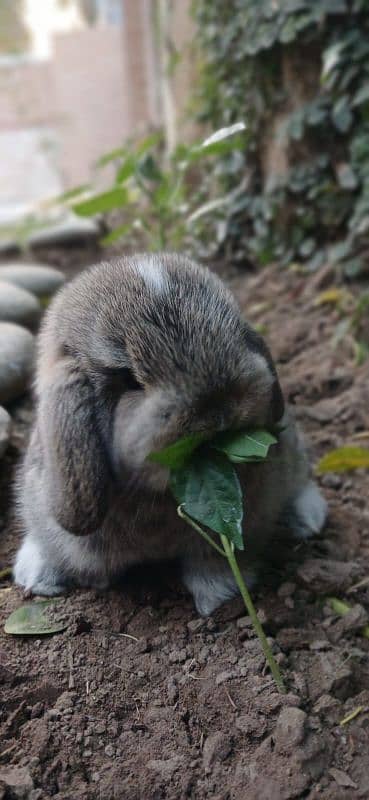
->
0, 1, 198, 224
54, 26, 127, 186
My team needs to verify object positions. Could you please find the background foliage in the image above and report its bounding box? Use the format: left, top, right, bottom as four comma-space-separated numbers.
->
192, 0, 369, 276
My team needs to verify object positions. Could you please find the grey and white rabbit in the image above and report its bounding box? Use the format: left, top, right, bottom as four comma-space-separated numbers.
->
14, 253, 327, 615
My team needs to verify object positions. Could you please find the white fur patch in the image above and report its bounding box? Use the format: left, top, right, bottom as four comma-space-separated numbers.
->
183, 566, 256, 616
13, 537, 43, 591
294, 481, 328, 538
13, 537, 66, 595
134, 256, 166, 292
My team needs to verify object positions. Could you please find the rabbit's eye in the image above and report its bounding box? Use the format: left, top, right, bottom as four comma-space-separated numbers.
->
103, 366, 142, 393
120, 367, 142, 392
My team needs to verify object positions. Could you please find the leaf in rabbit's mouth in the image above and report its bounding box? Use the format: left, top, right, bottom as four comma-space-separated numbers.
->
148, 432, 209, 469
171, 450, 244, 550
148, 427, 278, 551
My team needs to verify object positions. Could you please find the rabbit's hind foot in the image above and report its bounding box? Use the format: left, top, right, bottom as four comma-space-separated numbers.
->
287, 480, 328, 541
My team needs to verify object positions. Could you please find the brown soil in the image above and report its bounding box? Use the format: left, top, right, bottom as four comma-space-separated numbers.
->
1, 251, 369, 800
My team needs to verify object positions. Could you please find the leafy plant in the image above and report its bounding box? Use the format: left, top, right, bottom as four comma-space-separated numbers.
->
192, 0, 369, 273
59, 124, 247, 253
149, 428, 285, 692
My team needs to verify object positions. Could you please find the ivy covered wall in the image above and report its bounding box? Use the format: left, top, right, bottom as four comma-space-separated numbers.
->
192, 0, 369, 275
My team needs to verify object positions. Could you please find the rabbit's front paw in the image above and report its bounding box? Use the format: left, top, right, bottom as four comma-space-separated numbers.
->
13, 538, 68, 596
183, 562, 256, 617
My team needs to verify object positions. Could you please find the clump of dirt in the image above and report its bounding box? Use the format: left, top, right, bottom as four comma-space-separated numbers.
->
1, 253, 369, 799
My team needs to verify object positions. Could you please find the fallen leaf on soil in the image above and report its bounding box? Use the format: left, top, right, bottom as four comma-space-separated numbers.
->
329, 767, 357, 788
316, 446, 369, 473
314, 287, 353, 308
4, 600, 66, 636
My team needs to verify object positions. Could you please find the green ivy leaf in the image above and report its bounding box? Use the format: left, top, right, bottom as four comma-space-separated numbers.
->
4, 600, 66, 636
213, 429, 277, 463
316, 446, 369, 473
73, 188, 129, 216
171, 452, 244, 549
332, 96, 353, 133
148, 433, 209, 469
279, 17, 298, 44
353, 83, 369, 107
342, 257, 364, 278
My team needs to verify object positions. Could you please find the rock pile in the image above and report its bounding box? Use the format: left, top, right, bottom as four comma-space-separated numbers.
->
0, 263, 65, 457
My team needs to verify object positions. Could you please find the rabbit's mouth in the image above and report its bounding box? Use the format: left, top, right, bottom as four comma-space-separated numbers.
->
118, 461, 170, 495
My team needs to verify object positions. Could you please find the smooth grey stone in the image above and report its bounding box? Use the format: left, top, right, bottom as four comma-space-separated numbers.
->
0, 263, 65, 298
0, 405, 11, 457
0, 281, 41, 328
0, 322, 35, 404
28, 213, 99, 247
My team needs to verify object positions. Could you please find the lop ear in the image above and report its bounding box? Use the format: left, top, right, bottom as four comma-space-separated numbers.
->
242, 322, 285, 424
270, 375, 285, 424
39, 360, 110, 535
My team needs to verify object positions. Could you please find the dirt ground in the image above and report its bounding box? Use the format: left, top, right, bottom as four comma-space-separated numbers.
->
1, 248, 369, 800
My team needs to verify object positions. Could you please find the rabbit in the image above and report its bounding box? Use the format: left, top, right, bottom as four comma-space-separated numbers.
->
13, 253, 327, 615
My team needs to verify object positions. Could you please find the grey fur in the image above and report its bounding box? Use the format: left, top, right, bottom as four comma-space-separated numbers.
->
13, 253, 327, 615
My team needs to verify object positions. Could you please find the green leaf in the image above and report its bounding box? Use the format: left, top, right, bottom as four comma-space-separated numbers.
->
353, 83, 369, 107
332, 96, 353, 133
137, 154, 162, 182
279, 17, 298, 44
336, 163, 358, 190
135, 133, 162, 156
322, 42, 344, 81
100, 223, 132, 246
201, 122, 246, 147
213, 429, 277, 463
171, 452, 244, 549
53, 184, 91, 203
4, 600, 67, 636
189, 123, 247, 162
96, 147, 127, 167
316, 446, 369, 474
149, 433, 208, 469
73, 188, 129, 216
342, 257, 364, 278
116, 156, 136, 184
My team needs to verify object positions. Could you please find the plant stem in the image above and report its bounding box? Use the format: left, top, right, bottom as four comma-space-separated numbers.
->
177, 507, 226, 557
220, 534, 286, 693
177, 507, 286, 693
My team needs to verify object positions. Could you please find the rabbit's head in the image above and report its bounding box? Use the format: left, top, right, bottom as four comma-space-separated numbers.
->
37, 254, 284, 530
